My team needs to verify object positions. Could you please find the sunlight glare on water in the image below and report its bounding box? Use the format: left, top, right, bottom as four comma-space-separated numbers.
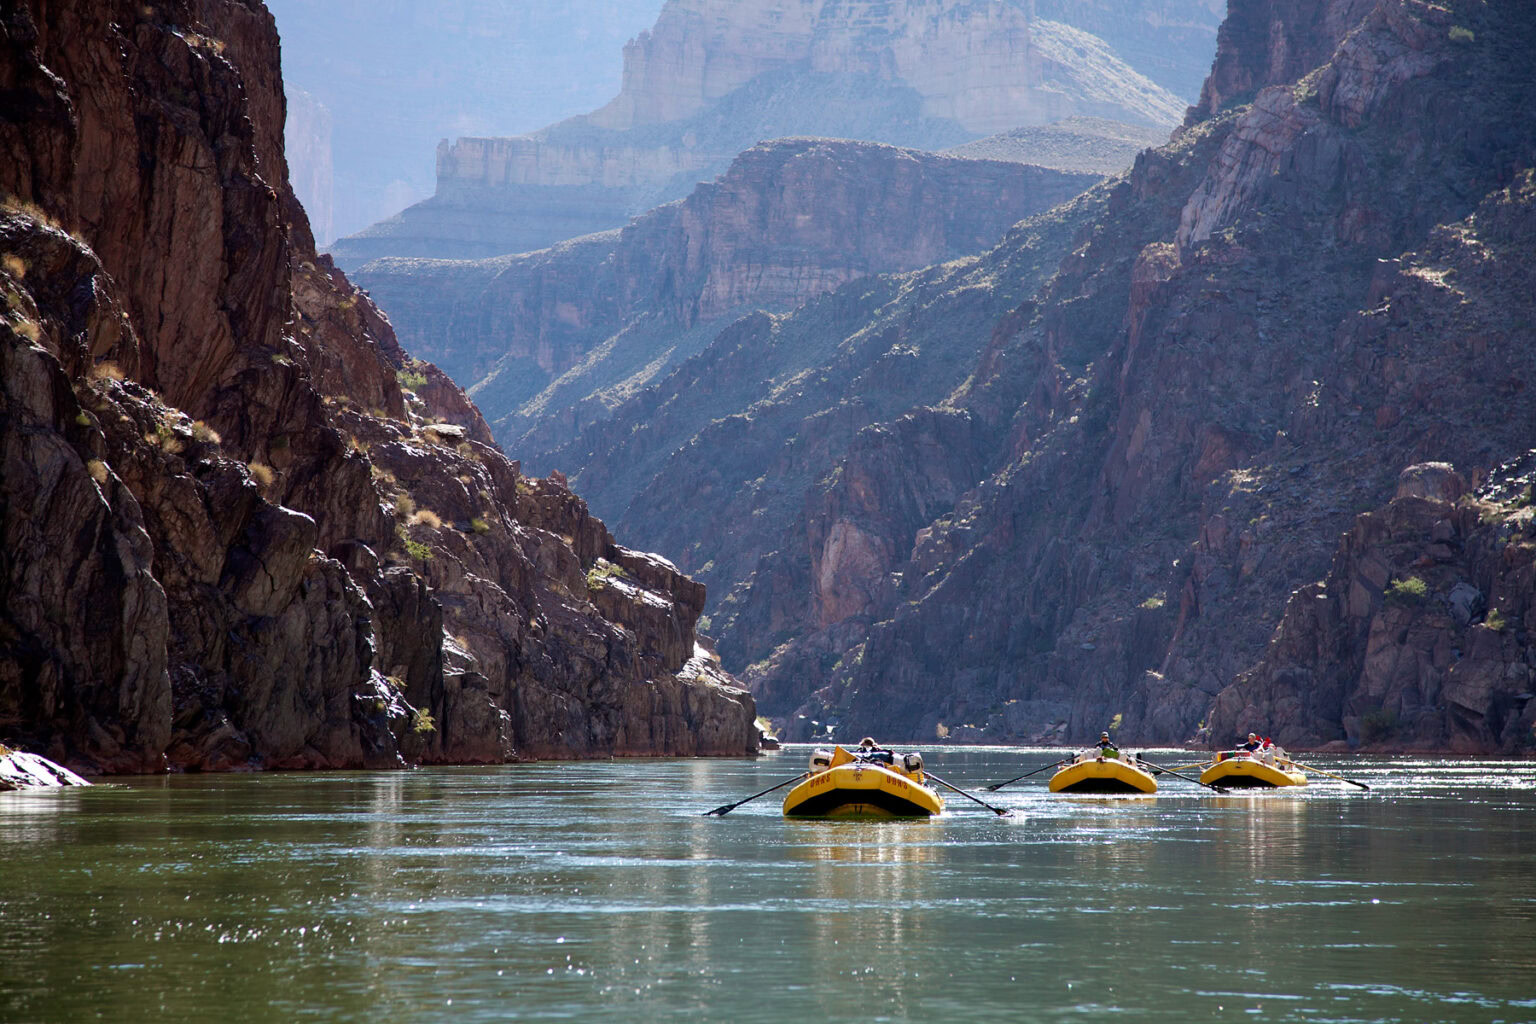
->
1, 747, 1533, 1022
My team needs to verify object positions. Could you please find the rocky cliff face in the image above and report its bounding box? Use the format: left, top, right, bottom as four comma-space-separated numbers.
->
0, 0, 756, 773
357, 138, 1101, 460
527, 0, 1536, 753
330, 0, 1208, 266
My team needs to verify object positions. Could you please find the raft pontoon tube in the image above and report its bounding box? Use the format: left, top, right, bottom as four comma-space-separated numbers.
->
1048, 755, 1158, 794
1200, 750, 1307, 788
782, 745, 944, 818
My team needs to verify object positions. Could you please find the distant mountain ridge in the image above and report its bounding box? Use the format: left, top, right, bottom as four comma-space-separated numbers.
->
354, 138, 1102, 462
330, 0, 1218, 267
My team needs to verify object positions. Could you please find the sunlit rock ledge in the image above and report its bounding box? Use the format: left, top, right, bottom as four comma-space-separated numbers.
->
0, 747, 92, 792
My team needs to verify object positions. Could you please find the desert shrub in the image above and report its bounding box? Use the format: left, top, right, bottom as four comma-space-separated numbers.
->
1449, 25, 1475, 42
396, 368, 428, 390
393, 492, 416, 519
1384, 576, 1429, 606
1485, 608, 1508, 631
411, 708, 436, 734
247, 462, 275, 487
86, 459, 109, 485
403, 537, 433, 561
2, 253, 26, 278
470, 516, 491, 535
89, 361, 125, 382
190, 420, 221, 444
409, 508, 443, 529
585, 559, 629, 590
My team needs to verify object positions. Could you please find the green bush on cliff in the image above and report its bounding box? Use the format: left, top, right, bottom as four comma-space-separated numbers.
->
1385, 576, 1429, 606
586, 560, 629, 590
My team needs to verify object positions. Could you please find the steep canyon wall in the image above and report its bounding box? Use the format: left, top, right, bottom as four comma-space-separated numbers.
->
0, 0, 756, 773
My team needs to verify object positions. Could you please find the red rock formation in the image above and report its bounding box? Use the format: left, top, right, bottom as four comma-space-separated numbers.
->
0, 0, 755, 772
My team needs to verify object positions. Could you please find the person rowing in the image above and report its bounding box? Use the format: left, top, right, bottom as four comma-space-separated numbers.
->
856, 736, 895, 765
1094, 731, 1120, 760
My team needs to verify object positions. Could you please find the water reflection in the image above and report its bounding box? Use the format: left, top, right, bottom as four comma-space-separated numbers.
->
3, 752, 1535, 1023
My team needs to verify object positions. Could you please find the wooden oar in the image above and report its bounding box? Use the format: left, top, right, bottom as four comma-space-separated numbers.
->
1135, 758, 1228, 794
984, 759, 1066, 791
925, 771, 1014, 817
1290, 760, 1371, 790
703, 772, 809, 816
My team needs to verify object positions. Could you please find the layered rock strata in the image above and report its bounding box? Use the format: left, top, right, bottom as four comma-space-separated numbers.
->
356, 138, 1101, 458
330, 0, 1200, 266
537, 0, 1536, 753
0, 0, 755, 774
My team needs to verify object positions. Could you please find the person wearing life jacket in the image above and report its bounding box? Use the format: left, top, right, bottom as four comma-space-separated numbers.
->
856, 736, 895, 765
1095, 731, 1120, 760
1238, 732, 1262, 753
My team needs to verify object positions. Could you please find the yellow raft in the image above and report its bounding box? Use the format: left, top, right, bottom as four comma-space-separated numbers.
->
782, 745, 944, 818
1048, 755, 1158, 794
1200, 751, 1307, 788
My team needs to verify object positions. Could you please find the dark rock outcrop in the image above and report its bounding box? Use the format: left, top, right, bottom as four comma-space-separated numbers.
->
1209, 461, 1536, 752
0, 0, 756, 773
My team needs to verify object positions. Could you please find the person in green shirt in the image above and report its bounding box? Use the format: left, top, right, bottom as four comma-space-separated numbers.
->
1096, 731, 1119, 759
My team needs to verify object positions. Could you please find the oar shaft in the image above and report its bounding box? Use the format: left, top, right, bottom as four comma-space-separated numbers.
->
1137, 759, 1225, 793
703, 772, 808, 816
926, 771, 1013, 817
1292, 760, 1371, 790
985, 760, 1065, 791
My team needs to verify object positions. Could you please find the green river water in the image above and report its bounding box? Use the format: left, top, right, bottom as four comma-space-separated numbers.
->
2, 747, 1533, 1023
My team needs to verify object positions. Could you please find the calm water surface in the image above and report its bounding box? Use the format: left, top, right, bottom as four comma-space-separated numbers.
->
2, 747, 1534, 1022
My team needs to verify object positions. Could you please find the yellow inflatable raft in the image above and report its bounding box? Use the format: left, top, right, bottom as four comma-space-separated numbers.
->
782, 745, 944, 818
1200, 750, 1307, 788
1048, 755, 1158, 794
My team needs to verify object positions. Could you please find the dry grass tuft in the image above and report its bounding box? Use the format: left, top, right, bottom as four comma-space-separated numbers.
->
410, 508, 443, 529
247, 461, 276, 487
86, 459, 110, 486
2, 253, 26, 278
